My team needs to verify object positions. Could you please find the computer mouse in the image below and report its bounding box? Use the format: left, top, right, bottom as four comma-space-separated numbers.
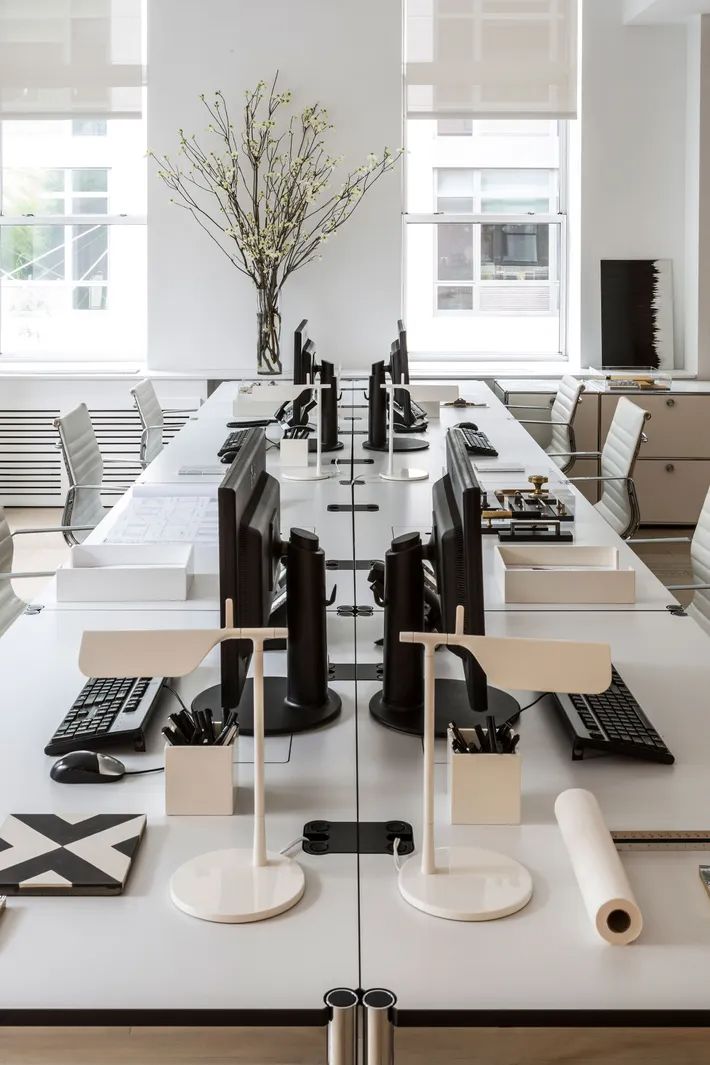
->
50, 751, 126, 784
220, 450, 238, 464
457, 421, 479, 432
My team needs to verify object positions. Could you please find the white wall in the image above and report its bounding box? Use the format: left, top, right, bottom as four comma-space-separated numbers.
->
147, 0, 402, 375
580, 0, 688, 369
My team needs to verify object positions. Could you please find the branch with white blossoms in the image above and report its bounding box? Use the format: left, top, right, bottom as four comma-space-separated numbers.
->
150, 73, 403, 299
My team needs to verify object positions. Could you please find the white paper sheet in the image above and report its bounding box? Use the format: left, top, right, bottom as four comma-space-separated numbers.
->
103, 495, 219, 546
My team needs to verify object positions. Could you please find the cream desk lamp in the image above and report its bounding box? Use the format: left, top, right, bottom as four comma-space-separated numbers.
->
283, 375, 333, 482
398, 607, 611, 922
379, 383, 430, 483
79, 602, 304, 924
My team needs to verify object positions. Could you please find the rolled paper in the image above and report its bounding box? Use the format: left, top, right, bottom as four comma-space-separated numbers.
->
555, 788, 643, 946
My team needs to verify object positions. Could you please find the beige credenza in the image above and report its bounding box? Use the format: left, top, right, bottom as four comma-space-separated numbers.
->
493, 378, 710, 525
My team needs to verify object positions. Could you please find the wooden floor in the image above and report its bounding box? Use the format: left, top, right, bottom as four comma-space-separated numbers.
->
2, 1025, 710, 1064
0, 512, 703, 1062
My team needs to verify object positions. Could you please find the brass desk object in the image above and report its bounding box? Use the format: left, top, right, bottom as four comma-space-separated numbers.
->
528, 475, 549, 496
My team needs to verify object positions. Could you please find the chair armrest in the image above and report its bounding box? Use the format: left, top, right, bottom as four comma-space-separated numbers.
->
548, 451, 601, 459
505, 403, 552, 411
0, 570, 56, 580
517, 419, 570, 427
11, 525, 96, 537
628, 536, 692, 545
667, 583, 710, 592
568, 475, 633, 484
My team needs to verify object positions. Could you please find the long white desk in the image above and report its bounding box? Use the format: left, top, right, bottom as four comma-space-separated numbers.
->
3, 374, 710, 1044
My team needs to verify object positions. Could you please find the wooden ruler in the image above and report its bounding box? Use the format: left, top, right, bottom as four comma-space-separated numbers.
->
612, 830, 710, 851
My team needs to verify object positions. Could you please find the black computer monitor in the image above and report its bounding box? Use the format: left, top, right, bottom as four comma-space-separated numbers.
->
216, 428, 281, 712
369, 427, 518, 735
293, 327, 316, 427
431, 429, 487, 710
294, 320, 310, 382
396, 319, 410, 383
192, 425, 341, 735
390, 339, 412, 425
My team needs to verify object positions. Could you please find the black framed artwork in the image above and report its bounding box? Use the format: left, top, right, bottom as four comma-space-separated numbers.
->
600, 259, 674, 371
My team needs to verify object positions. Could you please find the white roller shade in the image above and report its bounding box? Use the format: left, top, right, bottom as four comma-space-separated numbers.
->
0, 0, 145, 119
405, 0, 578, 120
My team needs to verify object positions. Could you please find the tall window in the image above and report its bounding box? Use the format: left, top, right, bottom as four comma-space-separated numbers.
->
405, 120, 567, 359
0, 118, 146, 359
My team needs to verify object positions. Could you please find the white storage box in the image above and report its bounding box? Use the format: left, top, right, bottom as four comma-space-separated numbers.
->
233, 382, 304, 419
409, 384, 460, 420
165, 733, 235, 815
448, 729, 521, 825
495, 544, 636, 605
56, 544, 194, 602
280, 438, 309, 466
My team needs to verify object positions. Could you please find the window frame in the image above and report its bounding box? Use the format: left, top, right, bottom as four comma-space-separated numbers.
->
0, 121, 147, 362
403, 120, 570, 363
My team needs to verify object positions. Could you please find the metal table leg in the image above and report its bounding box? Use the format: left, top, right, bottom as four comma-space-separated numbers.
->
363, 988, 396, 1065
325, 988, 359, 1065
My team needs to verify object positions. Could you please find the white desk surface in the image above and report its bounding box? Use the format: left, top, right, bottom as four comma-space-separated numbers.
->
4, 373, 708, 1023
356, 609, 710, 1015
0, 608, 359, 1013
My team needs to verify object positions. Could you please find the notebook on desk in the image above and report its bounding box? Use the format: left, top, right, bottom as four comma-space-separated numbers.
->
0, 814, 147, 895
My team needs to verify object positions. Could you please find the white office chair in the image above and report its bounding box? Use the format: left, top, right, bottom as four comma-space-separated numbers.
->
553, 396, 651, 540
630, 485, 710, 635
506, 375, 586, 474
54, 403, 133, 546
130, 379, 164, 468
0, 507, 92, 636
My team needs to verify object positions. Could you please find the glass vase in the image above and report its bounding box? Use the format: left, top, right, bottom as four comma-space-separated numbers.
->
256, 288, 282, 375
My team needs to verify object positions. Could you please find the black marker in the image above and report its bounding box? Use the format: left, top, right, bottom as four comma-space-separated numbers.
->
486, 715, 498, 753
449, 721, 470, 754
474, 724, 488, 753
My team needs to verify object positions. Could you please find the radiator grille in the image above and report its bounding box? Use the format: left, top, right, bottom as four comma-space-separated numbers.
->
0, 406, 193, 506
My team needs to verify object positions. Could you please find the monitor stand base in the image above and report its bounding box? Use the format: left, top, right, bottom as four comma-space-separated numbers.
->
369, 680, 519, 738
192, 677, 342, 736
363, 438, 430, 453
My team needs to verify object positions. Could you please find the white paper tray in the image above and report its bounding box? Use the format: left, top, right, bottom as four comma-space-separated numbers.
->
495, 544, 636, 604
56, 543, 194, 602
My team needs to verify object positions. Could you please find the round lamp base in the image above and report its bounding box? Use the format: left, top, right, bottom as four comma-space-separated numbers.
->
398, 846, 532, 922
380, 468, 429, 482
283, 469, 332, 481
170, 848, 305, 924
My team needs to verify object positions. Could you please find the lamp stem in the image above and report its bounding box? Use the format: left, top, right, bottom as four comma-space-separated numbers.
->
315, 380, 323, 477
421, 644, 436, 876
252, 638, 267, 868
387, 386, 395, 477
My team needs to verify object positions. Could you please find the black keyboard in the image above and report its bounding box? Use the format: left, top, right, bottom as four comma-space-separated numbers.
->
458, 427, 498, 458
218, 428, 251, 458
551, 667, 674, 764
45, 677, 165, 756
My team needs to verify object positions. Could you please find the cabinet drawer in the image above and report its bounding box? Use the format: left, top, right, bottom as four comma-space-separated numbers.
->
600, 394, 710, 459
634, 460, 710, 524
